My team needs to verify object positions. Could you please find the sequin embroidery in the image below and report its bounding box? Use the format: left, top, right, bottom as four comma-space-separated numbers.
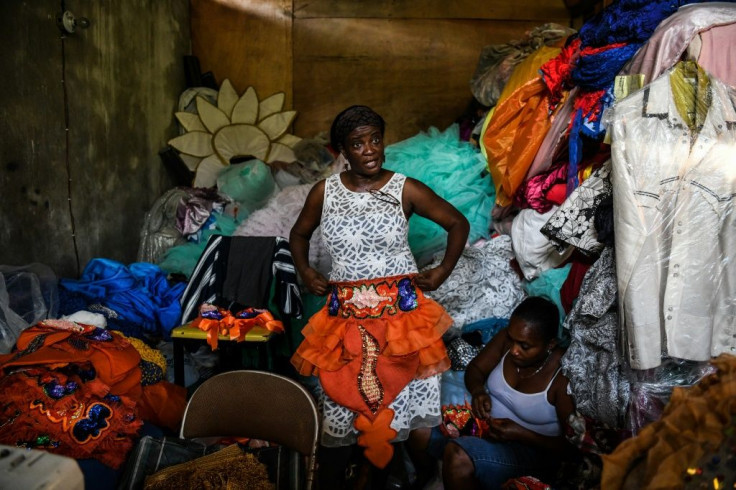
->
357, 326, 383, 414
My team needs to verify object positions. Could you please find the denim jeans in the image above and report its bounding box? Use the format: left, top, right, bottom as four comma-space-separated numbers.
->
427, 426, 561, 489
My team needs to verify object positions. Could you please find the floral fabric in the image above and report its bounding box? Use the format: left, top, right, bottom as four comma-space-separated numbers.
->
541, 160, 611, 256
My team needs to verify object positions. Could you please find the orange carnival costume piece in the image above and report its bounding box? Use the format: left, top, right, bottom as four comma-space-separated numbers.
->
291, 275, 452, 467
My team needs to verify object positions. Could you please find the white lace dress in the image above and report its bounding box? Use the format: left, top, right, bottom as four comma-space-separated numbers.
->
318, 172, 442, 446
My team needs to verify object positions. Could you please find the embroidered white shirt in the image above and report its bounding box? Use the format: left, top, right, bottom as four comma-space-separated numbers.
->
609, 65, 736, 369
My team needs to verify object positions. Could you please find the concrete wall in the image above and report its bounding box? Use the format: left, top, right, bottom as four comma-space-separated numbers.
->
0, 1, 190, 278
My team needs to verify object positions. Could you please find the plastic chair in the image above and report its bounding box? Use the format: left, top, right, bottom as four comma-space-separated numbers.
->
179, 370, 319, 490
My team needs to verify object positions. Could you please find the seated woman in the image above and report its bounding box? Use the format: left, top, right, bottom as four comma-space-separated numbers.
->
410, 296, 576, 489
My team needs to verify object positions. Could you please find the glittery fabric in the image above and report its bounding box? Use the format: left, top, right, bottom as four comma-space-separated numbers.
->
0, 365, 142, 468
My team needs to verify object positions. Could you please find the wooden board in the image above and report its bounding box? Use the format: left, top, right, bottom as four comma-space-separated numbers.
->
293, 17, 548, 143
294, 0, 569, 22
191, 0, 293, 104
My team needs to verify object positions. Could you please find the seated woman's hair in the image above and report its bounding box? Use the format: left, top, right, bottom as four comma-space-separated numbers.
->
511, 297, 559, 341
330, 105, 385, 151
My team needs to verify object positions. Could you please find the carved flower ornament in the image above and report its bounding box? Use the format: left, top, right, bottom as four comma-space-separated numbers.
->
168, 79, 300, 187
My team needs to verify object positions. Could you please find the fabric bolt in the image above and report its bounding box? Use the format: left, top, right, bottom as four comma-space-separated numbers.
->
559, 257, 593, 314
609, 61, 736, 369
176, 190, 221, 236
697, 22, 736, 87
577, 0, 708, 49
526, 87, 579, 181
515, 163, 568, 213
423, 236, 526, 336
511, 207, 573, 281
560, 247, 630, 428
495, 45, 565, 110
619, 2, 736, 87
137, 187, 189, 264
541, 159, 612, 256
470, 23, 575, 107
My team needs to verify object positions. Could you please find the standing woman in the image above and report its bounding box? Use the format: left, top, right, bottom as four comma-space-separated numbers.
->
290, 105, 469, 485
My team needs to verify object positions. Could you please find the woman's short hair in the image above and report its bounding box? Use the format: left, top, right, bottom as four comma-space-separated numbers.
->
511, 297, 559, 341
330, 105, 385, 151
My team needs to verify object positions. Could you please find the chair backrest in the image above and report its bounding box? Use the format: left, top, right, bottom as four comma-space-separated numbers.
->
179, 370, 319, 489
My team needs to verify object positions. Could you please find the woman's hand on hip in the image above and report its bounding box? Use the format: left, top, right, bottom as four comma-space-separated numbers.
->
415, 266, 449, 291
302, 267, 329, 296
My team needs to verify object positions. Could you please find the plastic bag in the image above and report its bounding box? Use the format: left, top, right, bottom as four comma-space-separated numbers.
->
626, 357, 715, 435
216, 159, 276, 215
0, 264, 58, 353
0, 272, 28, 354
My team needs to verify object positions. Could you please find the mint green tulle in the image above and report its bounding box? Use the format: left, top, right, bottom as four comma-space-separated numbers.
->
158, 213, 240, 279
523, 263, 572, 336
384, 124, 495, 264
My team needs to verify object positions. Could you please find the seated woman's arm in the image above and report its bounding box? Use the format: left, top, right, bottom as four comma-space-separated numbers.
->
464, 328, 509, 420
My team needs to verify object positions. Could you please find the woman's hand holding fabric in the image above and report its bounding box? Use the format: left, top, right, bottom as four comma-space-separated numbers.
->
471, 390, 492, 421
302, 267, 329, 296
486, 418, 525, 442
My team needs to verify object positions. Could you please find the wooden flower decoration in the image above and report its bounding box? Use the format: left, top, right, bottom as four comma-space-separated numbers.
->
168, 80, 300, 187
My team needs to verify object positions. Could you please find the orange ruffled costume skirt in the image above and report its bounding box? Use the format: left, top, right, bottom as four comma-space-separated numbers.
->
291, 275, 452, 468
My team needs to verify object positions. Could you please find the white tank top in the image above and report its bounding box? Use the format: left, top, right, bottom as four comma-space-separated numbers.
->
486, 351, 562, 437
321, 172, 418, 282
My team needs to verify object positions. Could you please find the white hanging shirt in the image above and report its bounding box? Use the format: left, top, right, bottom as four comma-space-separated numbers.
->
609, 63, 736, 369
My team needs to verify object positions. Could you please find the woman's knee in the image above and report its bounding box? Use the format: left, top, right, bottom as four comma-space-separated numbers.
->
443, 441, 475, 478
407, 427, 431, 452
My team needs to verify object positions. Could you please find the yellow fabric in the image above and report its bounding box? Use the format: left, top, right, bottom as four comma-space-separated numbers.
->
478, 107, 495, 161
670, 60, 711, 131
126, 336, 167, 375
497, 45, 563, 108
479, 44, 561, 164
